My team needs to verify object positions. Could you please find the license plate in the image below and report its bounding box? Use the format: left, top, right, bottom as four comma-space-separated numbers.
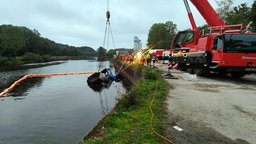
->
245, 68, 256, 71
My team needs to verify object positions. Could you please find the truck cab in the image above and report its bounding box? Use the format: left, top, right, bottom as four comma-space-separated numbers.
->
212, 33, 256, 77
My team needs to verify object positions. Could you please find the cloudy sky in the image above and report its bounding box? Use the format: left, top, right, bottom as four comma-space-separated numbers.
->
0, 0, 253, 50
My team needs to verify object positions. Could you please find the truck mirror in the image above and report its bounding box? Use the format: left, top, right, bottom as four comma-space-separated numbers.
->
212, 36, 222, 51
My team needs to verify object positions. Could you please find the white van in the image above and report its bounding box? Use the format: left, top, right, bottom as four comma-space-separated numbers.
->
162, 50, 171, 64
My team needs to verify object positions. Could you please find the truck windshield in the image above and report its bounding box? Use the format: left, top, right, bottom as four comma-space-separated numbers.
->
173, 31, 186, 48
224, 34, 256, 53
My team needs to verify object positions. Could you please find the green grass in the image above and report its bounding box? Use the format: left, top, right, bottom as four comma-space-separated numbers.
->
81, 69, 169, 144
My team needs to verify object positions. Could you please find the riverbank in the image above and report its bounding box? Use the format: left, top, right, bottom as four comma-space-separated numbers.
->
0, 55, 95, 68
79, 64, 171, 143
0, 61, 66, 71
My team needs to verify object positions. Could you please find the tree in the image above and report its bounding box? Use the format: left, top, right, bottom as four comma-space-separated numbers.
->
216, 0, 234, 23
0, 24, 97, 65
147, 21, 177, 49
0, 25, 25, 57
198, 24, 210, 34
250, 1, 256, 23
97, 47, 107, 61
216, 0, 254, 25
250, 1, 256, 32
226, 3, 251, 25
32, 29, 41, 37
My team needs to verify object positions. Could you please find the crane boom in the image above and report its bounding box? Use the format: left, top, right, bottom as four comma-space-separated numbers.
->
189, 0, 225, 27
183, 0, 197, 30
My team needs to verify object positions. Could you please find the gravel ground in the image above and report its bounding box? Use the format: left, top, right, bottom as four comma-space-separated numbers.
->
155, 63, 256, 144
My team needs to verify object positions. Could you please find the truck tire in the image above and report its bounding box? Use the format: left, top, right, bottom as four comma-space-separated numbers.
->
194, 58, 204, 76
230, 72, 246, 78
187, 68, 195, 74
187, 58, 195, 74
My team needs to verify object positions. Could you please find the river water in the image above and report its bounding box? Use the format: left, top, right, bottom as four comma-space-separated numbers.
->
0, 60, 126, 144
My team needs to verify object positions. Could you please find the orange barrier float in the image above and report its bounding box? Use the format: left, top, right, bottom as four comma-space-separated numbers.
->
0, 72, 95, 97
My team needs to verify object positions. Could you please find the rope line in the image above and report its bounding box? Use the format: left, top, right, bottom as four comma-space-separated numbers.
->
0, 72, 95, 97
109, 23, 116, 49
150, 80, 175, 144
102, 23, 108, 50
99, 0, 116, 72
107, 0, 110, 11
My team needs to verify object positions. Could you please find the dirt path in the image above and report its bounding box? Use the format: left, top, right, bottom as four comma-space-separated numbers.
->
155, 63, 256, 144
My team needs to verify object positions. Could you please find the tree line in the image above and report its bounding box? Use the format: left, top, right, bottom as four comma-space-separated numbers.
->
0, 24, 97, 66
147, 0, 256, 49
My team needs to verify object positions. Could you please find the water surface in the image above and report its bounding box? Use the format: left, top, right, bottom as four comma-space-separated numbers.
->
0, 60, 125, 144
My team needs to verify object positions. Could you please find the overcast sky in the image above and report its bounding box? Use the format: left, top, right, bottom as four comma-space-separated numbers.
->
0, 0, 254, 50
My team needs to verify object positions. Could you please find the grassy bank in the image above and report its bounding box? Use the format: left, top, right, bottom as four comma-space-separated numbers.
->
80, 68, 169, 143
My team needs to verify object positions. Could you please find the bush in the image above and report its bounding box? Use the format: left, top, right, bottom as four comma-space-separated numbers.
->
41, 55, 51, 62
22, 52, 43, 63
0, 56, 9, 65
119, 85, 140, 109
145, 69, 159, 80
12, 57, 24, 65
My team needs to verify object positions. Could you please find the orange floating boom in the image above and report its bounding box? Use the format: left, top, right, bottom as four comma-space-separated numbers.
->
0, 72, 95, 97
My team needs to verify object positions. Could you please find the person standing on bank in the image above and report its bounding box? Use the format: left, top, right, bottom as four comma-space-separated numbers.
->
146, 53, 151, 68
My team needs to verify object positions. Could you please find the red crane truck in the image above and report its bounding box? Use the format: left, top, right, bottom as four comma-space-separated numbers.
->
171, 0, 256, 78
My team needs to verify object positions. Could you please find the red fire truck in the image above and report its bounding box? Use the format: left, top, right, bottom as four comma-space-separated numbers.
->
171, 0, 256, 77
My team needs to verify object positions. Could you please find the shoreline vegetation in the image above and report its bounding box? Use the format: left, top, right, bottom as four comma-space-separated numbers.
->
0, 56, 96, 71
0, 52, 97, 67
0, 24, 97, 66
0, 60, 65, 71
79, 62, 169, 143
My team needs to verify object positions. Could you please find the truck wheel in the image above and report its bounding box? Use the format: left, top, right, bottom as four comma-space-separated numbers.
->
194, 58, 204, 76
218, 69, 228, 76
187, 68, 195, 74
187, 58, 194, 74
178, 58, 187, 71
195, 68, 204, 76
230, 72, 246, 78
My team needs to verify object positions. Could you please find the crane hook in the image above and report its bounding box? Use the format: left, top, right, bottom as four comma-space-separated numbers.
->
106, 10, 110, 22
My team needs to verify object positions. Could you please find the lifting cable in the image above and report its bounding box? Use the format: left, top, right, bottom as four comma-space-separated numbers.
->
101, 0, 133, 75
0, 72, 95, 97
150, 80, 175, 144
99, 0, 116, 72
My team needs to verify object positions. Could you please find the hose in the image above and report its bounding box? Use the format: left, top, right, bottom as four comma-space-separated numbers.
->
150, 80, 175, 144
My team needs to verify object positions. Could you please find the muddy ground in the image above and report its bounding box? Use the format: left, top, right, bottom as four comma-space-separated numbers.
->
155, 63, 256, 144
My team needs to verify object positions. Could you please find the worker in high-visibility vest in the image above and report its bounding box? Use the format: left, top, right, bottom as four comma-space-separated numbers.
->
146, 53, 151, 68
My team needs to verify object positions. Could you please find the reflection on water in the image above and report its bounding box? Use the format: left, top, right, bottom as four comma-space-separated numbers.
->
0, 60, 126, 144
87, 81, 113, 92
7, 77, 44, 99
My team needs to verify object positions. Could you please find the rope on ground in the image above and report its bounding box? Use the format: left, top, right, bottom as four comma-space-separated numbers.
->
0, 72, 95, 97
150, 80, 175, 144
